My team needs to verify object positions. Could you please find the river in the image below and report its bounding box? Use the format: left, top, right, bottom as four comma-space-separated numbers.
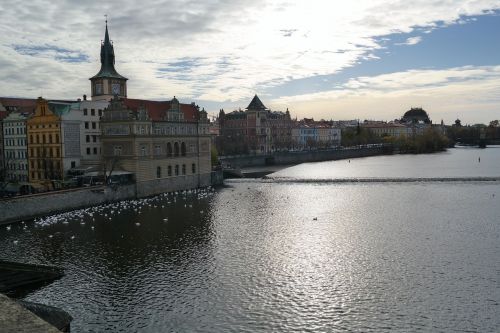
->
1, 147, 499, 332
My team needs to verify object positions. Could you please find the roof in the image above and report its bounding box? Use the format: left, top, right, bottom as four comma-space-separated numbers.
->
90, 23, 128, 80
362, 123, 407, 128
124, 98, 199, 122
402, 107, 431, 124
246, 94, 267, 111
0, 97, 37, 115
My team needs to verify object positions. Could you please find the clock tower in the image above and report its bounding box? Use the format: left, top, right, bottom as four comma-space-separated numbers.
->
90, 21, 128, 101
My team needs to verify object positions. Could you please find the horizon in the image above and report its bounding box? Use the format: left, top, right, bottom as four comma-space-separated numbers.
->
1, 1, 499, 124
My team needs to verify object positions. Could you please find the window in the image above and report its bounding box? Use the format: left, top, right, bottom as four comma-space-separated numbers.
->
174, 142, 179, 156
192, 163, 196, 174
92, 135, 97, 142
181, 142, 186, 156
156, 166, 161, 178
55, 134, 59, 143
98, 109, 102, 117
93, 147, 98, 154
85, 122, 89, 129
168, 165, 172, 176
113, 146, 122, 156
83, 108, 88, 115
91, 109, 95, 116
71, 161, 76, 168
92, 122, 96, 129
182, 164, 186, 175
86, 135, 90, 143
175, 165, 179, 176
154, 145, 161, 155
86, 147, 91, 155
141, 146, 147, 156
167, 143, 172, 157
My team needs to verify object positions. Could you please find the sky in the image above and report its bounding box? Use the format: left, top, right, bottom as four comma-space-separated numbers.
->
0, 0, 499, 124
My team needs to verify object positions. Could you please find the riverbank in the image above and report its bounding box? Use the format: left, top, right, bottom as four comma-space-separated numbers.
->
220, 145, 391, 169
0, 171, 224, 225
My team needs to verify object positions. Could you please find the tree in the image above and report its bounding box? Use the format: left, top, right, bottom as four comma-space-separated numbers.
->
101, 156, 121, 186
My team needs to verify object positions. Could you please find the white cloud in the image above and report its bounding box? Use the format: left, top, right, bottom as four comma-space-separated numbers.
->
397, 36, 423, 45
0, 0, 499, 107
271, 66, 500, 124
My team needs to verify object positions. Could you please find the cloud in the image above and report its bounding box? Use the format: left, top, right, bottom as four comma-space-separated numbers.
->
271, 65, 500, 124
0, 0, 499, 105
12, 44, 89, 62
397, 36, 423, 46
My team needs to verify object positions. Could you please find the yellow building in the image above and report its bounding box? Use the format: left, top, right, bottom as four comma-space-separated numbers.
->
27, 97, 63, 187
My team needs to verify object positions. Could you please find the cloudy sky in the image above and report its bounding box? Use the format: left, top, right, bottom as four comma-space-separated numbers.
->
1, 1, 499, 124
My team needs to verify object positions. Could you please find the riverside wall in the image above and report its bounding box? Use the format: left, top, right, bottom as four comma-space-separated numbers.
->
0, 185, 136, 225
220, 146, 391, 168
0, 170, 224, 224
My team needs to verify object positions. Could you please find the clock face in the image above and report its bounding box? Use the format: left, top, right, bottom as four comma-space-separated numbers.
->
112, 83, 121, 95
95, 83, 103, 95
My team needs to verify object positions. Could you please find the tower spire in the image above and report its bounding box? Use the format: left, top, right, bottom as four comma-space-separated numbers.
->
90, 19, 126, 80
90, 18, 128, 101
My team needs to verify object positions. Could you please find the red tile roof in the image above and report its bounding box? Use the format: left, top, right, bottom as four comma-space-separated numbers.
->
0, 97, 37, 115
0, 111, 8, 121
124, 98, 199, 122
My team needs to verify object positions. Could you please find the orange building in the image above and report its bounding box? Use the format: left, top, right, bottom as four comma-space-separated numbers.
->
27, 97, 63, 187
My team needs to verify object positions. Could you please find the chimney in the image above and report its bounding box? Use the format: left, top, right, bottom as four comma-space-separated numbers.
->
83, 94, 87, 101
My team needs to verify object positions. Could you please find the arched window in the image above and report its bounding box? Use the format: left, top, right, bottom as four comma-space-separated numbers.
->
181, 142, 186, 156
156, 166, 162, 178
167, 142, 172, 157
174, 142, 179, 156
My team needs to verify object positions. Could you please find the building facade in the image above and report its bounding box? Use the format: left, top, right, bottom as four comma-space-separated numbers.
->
2, 112, 29, 182
218, 95, 294, 155
361, 122, 410, 138
27, 98, 64, 186
292, 119, 341, 148
100, 96, 212, 197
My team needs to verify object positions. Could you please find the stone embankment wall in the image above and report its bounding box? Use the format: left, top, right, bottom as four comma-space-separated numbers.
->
220, 146, 389, 168
0, 185, 136, 225
136, 172, 214, 198
0, 171, 224, 224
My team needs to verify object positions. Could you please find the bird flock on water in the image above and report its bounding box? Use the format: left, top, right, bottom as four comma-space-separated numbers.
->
5, 187, 216, 244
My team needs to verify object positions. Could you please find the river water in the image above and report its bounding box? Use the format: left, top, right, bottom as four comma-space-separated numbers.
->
1, 147, 499, 332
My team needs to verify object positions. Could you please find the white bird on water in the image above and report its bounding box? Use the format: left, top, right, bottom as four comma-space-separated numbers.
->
135, 222, 141, 226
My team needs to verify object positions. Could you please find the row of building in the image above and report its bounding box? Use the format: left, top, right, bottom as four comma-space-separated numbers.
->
217, 95, 342, 155
216, 96, 439, 155
0, 23, 211, 196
